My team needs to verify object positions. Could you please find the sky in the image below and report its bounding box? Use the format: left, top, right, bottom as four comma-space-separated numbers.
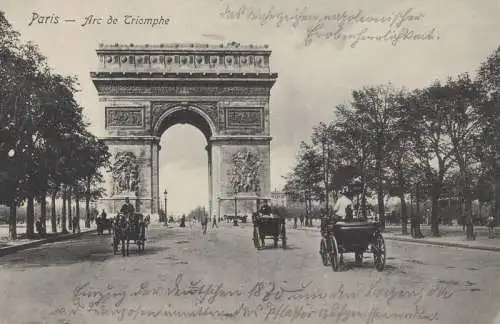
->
2, 0, 499, 215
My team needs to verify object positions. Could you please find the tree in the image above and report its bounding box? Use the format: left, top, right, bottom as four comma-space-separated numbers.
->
411, 84, 456, 236
284, 142, 322, 226
0, 11, 110, 238
331, 104, 373, 218
384, 90, 416, 235
441, 74, 485, 237
477, 46, 500, 222
351, 84, 404, 227
311, 121, 336, 214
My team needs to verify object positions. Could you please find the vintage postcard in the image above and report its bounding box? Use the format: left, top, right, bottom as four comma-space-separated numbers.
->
0, 0, 499, 323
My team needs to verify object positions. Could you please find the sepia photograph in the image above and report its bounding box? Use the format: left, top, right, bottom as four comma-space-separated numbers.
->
0, 0, 499, 323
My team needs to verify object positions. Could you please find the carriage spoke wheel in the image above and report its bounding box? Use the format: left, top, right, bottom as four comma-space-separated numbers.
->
330, 236, 340, 272
320, 239, 329, 266
372, 232, 386, 271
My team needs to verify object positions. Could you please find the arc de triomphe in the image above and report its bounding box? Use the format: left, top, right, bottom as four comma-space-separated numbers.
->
90, 43, 278, 220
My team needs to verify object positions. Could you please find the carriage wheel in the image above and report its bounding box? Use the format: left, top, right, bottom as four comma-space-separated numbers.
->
355, 252, 363, 265
253, 227, 261, 249
320, 239, 329, 266
330, 236, 340, 272
372, 232, 386, 271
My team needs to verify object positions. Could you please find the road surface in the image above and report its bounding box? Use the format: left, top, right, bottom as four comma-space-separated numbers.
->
0, 222, 499, 324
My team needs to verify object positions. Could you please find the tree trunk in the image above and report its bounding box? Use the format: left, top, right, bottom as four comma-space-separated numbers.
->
26, 193, 35, 238
61, 186, 68, 234
40, 190, 47, 236
399, 191, 408, 235
376, 158, 385, 229
431, 192, 440, 236
85, 176, 91, 228
411, 188, 424, 238
9, 200, 17, 240
68, 187, 72, 230
361, 172, 367, 219
75, 194, 80, 234
51, 190, 57, 233
495, 180, 500, 225
463, 175, 474, 239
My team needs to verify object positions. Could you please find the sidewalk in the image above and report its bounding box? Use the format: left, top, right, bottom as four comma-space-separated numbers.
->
294, 223, 500, 252
0, 220, 97, 257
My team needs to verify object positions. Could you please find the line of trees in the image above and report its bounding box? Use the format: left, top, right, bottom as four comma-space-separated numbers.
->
284, 45, 500, 238
0, 12, 110, 239
187, 206, 208, 221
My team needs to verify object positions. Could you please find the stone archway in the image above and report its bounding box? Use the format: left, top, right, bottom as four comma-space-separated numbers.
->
90, 43, 278, 221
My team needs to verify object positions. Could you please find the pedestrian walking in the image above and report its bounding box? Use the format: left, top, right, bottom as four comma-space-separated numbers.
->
212, 215, 218, 228
201, 213, 208, 234
488, 215, 496, 239
465, 215, 476, 240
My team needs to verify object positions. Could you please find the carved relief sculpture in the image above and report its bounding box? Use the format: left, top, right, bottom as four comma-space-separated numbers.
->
229, 150, 262, 194
106, 109, 143, 127
111, 152, 140, 195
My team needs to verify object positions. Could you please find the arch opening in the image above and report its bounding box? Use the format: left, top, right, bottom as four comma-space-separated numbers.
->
158, 124, 209, 218
154, 106, 215, 140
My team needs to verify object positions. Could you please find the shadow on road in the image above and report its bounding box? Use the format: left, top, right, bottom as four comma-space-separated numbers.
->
2, 234, 170, 269
256, 244, 300, 251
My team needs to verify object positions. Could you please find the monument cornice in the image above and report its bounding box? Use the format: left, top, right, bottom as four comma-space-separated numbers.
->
97, 42, 272, 54
209, 135, 272, 143
101, 136, 161, 142
90, 72, 278, 82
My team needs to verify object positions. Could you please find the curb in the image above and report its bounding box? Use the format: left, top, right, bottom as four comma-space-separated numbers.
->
295, 227, 500, 252
384, 235, 500, 252
0, 229, 97, 257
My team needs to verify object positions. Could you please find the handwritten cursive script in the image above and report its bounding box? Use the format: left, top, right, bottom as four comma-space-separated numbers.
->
219, 5, 439, 48
51, 302, 440, 323
130, 273, 243, 305
62, 275, 454, 322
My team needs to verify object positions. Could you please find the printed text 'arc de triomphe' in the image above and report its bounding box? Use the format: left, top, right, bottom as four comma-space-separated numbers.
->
90, 43, 278, 219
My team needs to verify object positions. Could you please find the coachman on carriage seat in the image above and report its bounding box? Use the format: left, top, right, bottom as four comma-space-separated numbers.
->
120, 197, 135, 217
259, 200, 271, 216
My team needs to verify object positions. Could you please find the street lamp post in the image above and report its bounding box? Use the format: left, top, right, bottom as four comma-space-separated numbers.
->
163, 189, 168, 223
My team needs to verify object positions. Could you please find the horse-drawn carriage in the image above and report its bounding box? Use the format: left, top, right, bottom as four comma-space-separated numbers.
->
319, 218, 386, 271
96, 217, 113, 235
252, 213, 287, 249
113, 213, 148, 256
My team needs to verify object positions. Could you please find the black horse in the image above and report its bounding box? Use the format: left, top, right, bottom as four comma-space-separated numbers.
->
113, 215, 128, 256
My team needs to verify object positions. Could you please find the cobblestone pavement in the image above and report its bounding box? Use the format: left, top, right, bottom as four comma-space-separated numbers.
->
0, 223, 499, 324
